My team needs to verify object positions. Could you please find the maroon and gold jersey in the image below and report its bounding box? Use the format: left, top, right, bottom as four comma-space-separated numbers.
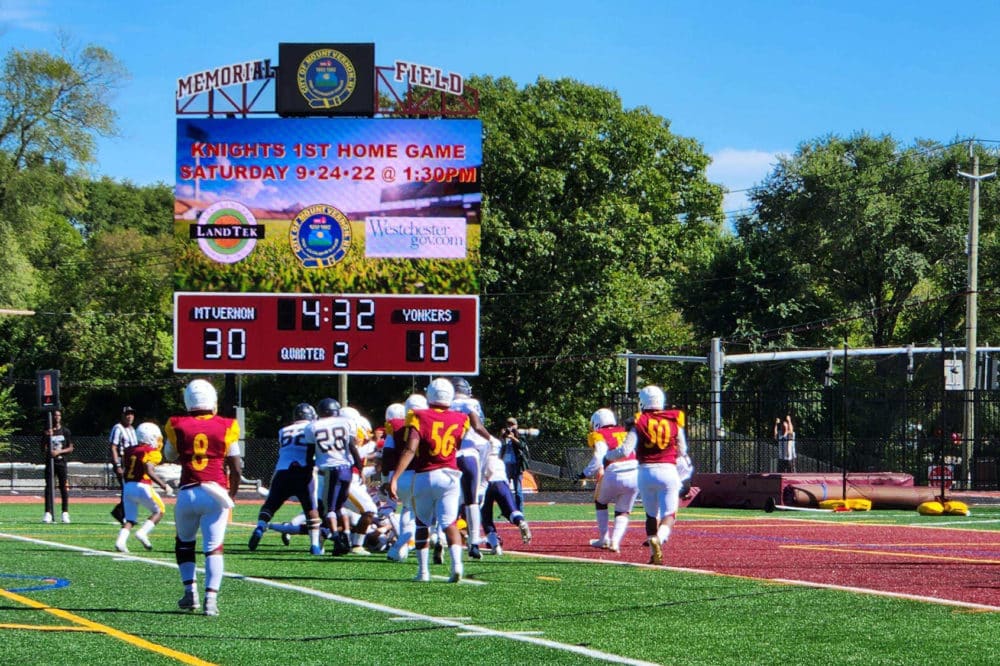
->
588, 425, 632, 468
165, 414, 240, 487
634, 409, 684, 465
406, 408, 469, 472
385, 417, 406, 438
123, 444, 156, 484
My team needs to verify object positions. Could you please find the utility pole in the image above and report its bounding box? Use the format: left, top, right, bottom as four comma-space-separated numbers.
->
958, 147, 995, 489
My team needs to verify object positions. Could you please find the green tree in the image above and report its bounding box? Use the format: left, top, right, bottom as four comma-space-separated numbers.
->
0, 40, 126, 174
680, 135, 985, 393
472, 76, 725, 435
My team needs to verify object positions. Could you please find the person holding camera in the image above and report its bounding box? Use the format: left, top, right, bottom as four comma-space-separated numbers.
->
500, 417, 529, 511
774, 414, 796, 473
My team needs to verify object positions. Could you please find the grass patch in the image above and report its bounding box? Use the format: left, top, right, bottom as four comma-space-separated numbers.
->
1, 501, 998, 665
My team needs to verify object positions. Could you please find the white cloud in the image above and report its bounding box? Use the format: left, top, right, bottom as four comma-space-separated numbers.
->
0, 0, 51, 33
707, 148, 787, 214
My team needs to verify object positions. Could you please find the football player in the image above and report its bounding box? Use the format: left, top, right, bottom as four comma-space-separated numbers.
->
305, 398, 362, 556
604, 386, 685, 565
389, 378, 468, 582
163, 379, 242, 616
580, 408, 638, 553
382, 394, 426, 562
114, 422, 172, 553
480, 433, 532, 555
248, 403, 323, 555
448, 377, 498, 560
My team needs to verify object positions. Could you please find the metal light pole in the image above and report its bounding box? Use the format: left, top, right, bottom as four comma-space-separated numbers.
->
958, 150, 995, 489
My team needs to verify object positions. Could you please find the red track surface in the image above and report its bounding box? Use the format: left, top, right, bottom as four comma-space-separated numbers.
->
494, 518, 1000, 610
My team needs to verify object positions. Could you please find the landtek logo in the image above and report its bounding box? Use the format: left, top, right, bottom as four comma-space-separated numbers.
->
296, 49, 356, 109
193, 201, 261, 264
290, 204, 352, 268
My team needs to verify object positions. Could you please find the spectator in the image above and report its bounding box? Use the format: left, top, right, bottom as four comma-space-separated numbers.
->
41, 410, 74, 524
775, 415, 796, 473
500, 417, 529, 511
109, 406, 138, 524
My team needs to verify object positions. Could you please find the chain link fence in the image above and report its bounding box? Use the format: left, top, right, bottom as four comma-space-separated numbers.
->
4, 386, 999, 491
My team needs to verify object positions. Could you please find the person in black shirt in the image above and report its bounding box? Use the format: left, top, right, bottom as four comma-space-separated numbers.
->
41, 410, 74, 523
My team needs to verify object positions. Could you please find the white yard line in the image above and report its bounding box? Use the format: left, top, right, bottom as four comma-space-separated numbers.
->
0, 532, 659, 666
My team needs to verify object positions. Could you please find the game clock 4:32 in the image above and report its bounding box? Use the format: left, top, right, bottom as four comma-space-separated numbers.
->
173, 292, 479, 374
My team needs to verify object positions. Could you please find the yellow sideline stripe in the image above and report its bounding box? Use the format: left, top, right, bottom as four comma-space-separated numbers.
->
0, 623, 93, 631
782, 544, 1000, 565
0, 588, 216, 665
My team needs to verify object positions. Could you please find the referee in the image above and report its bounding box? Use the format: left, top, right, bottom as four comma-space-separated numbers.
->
109, 405, 137, 523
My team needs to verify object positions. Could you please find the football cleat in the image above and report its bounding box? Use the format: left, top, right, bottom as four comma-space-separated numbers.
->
413, 571, 431, 582
350, 545, 370, 556
177, 591, 200, 612
309, 544, 325, 556
281, 532, 291, 546
135, 532, 153, 551
489, 543, 503, 556
447, 571, 463, 583
589, 538, 610, 549
608, 543, 621, 553
433, 542, 444, 565
648, 536, 663, 565
519, 521, 532, 544
114, 540, 129, 553
331, 532, 351, 556
468, 544, 482, 560
203, 597, 218, 617
248, 527, 264, 551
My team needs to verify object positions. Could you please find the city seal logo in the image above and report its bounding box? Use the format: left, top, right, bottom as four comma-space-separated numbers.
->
296, 49, 356, 109
290, 204, 352, 268
193, 201, 260, 264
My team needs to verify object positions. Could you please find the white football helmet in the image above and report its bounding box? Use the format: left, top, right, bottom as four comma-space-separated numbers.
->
638, 385, 666, 411
136, 422, 163, 448
340, 406, 362, 423
426, 377, 455, 407
590, 408, 616, 431
404, 393, 428, 413
184, 379, 217, 412
385, 402, 406, 421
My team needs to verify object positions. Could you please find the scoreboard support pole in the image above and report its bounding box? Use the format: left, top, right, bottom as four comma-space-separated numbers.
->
339, 374, 348, 407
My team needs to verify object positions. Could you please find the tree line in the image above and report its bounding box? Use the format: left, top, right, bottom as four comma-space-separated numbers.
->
1, 43, 998, 449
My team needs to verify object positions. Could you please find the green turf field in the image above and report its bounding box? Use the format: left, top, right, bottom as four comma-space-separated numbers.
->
2, 502, 998, 665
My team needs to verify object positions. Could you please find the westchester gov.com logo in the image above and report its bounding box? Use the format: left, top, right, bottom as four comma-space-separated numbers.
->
364, 217, 467, 259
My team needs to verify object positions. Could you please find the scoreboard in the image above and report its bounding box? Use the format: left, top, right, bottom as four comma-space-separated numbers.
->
174, 292, 478, 374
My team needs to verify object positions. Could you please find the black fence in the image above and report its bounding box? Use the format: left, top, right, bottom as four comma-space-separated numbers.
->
532, 387, 1000, 491
4, 386, 1000, 491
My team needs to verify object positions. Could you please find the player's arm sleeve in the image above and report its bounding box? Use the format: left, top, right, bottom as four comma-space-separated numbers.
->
162, 420, 179, 462
582, 440, 607, 478
381, 434, 398, 480
606, 430, 637, 461
226, 454, 243, 500
393, 427, 419, 479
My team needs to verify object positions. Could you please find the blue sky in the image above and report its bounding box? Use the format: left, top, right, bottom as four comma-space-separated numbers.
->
3, 0, 1000, 218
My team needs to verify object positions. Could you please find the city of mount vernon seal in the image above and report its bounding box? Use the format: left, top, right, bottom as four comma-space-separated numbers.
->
289, 204, 352, 268
296, 48, 357, 109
